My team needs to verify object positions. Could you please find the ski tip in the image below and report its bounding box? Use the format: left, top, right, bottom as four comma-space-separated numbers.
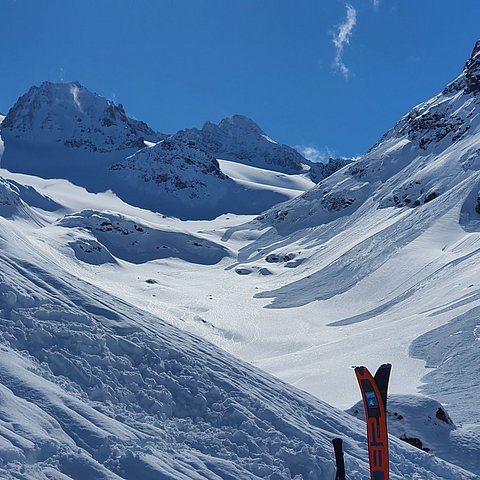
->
379, 363, 392, 369
332, 437, 343, 445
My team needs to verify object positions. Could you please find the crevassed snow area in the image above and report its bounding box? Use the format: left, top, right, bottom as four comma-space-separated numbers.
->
1, 215, 473, 479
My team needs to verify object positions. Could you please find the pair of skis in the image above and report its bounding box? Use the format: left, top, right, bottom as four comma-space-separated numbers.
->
333, 363, 392, 480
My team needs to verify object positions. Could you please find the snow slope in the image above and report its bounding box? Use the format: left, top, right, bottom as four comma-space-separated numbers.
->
217, 159, 315, 199
211, 40, 480, 428
348, 394, 480, 476
0, 39, 479, 480
0, 185, 474, 479
109, 138, 298, 219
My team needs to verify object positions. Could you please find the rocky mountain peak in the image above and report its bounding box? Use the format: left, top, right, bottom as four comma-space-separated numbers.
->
463, 39, 480, 94
443, 39, 480, 96
1, 81, 163, 153
257, 40, 480, 230
171, 114, 309, 174
214, 114, 265, 136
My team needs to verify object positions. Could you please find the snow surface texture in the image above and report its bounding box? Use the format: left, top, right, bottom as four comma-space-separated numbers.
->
216, 40, 480, 433
1, 208, 473, 479
348, 394, 480, 476
57, 209, 230, 265
0, 42, 479, 477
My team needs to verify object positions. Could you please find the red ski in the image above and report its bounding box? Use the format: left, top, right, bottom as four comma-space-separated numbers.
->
354, 364, 391, 480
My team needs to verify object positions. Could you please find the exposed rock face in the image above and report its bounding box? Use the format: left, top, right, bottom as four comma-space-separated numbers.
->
309, 157, 353, 183
464, 40, 480, 94
111, 137, 229, 199
173, 114, 310, 174
255, 40, 480, 230
445, 40, 480, 96
1, 81, 163, 152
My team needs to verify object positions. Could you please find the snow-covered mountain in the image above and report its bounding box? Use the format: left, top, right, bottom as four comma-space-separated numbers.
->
0, 82, 165, 192
256, 40, 480, 230
109, 134, 315, 219
0, 169, 475, 479
106, 117, 349, 218
171, 115, 351, 182
174, 114, 308, 173
1, 81, 163, 153
0, 84, 326, 218
0, 40, 480, 478
208, 40, 480, 432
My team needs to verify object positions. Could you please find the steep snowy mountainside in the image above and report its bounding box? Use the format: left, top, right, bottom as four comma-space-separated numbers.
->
169, 115, 350, 182
444, 39, 480, 96
109, 137, 302, 219
191, 40, 480, 430
254, 42, 480, 232
1, 203, 474, 479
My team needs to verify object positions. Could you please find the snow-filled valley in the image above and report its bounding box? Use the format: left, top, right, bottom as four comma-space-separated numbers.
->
0, 41, 479, 479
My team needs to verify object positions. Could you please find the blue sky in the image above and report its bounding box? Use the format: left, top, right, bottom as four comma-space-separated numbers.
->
0, 0, 479, 159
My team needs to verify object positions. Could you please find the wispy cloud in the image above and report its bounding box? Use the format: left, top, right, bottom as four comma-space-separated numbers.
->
332, 4, 357, 79
372, 0, 381, 9
295, 145, 334, 163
